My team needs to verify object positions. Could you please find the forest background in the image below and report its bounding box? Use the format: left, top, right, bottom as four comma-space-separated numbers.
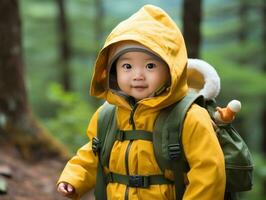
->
0, 0, 265, 199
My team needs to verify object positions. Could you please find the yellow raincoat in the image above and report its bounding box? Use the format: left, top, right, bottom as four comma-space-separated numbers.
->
58, 4, 225, 200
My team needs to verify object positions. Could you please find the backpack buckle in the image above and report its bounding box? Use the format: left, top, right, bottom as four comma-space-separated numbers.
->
168, 143, 181, 160
92, 137, 100, 155
117, 130, 125, 141
128, 175, 149, 188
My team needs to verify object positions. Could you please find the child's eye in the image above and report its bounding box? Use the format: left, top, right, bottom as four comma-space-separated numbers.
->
122, 64, 132, 70
146, 63, 156, 70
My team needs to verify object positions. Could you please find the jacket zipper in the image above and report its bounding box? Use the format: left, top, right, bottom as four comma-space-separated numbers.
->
124, 141, 132, 200
124, 104, 138, 200
129, 104, 137, 129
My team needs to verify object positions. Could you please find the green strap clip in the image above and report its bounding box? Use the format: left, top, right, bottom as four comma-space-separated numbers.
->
106, 172, 173, 188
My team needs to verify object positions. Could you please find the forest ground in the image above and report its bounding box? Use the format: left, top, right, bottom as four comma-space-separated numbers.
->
0, 144, 94, 200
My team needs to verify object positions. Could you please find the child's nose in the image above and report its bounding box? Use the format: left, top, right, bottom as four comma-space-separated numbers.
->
133, 69, 144, 80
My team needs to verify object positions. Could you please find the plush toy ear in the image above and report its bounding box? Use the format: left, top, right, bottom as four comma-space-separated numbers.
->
228, 100, 241, 113
187, 59, 220, 100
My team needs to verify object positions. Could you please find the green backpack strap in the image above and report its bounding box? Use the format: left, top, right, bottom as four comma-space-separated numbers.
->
154, 91, 204, 200
93, 102, 117, 200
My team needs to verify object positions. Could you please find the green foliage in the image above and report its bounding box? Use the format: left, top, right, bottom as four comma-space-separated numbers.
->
44, 83, 95, 153
203, 49, 266, 98
241, 153, 266, 200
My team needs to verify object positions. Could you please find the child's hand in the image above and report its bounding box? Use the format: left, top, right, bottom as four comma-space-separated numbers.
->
57, 182, 76, 198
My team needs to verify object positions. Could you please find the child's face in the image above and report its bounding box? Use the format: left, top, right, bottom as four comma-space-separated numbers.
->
116, 51, 170, 101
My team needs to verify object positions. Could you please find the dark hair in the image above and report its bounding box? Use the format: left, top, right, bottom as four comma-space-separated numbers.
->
109, 59, 119, 90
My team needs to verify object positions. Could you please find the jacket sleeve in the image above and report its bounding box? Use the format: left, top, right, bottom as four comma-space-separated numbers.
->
182, 104, 226, 200
57, 107, 101, 199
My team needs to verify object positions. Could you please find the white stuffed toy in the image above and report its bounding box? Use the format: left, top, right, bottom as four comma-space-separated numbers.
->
187, 58, 241, 124
214, 100, 241, 123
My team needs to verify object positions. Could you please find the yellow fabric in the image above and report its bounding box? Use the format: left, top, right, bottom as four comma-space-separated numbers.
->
58, 4, 225, 200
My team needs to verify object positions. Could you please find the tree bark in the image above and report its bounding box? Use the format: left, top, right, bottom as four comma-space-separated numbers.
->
238, 0, 249, 43
94, 0, 104, 50
182, 0, 202, 58
56, 0, 71, 91
262, 0, 266, 153
262, 0, 266, 196
88, 0, 105, 109
0, 0, 68, 160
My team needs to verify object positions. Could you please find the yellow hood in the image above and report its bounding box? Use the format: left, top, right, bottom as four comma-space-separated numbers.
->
90, 4, 188, 109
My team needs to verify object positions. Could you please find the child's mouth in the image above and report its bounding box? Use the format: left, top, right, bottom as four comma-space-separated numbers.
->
132, 85, 148, 91
132, 85, 147, 88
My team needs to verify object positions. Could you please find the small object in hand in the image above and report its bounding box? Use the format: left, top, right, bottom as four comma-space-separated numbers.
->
0, 176, 7, 195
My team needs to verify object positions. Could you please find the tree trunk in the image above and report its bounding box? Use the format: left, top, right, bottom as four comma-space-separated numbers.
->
262, 0, 266, 196
0, 0, 68, 160
88, 0, 105, 108
182, 0, 202, 58
262, 0, 266, 154
56, 0, 71, 91
238, 0, 249, 43
94, 0, 104, 51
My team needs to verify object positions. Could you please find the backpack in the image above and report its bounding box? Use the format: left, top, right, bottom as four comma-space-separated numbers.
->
92, 91, 254, 200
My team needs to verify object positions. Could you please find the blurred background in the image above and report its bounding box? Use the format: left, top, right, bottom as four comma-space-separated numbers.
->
0, 0, 265, 199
